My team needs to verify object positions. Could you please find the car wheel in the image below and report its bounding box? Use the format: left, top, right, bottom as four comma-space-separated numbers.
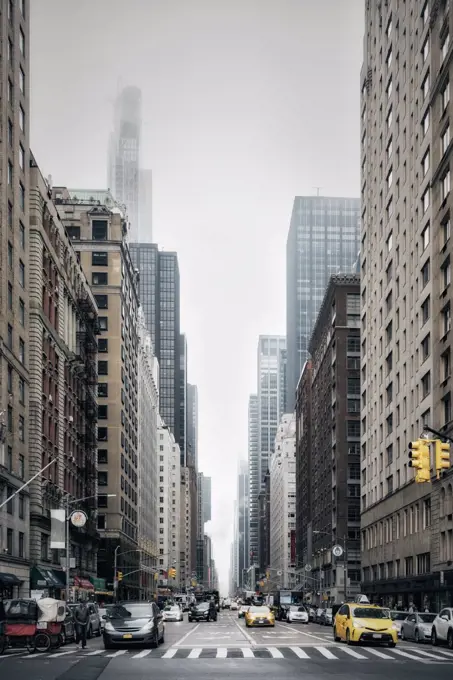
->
447, 629, 453, 650
415, 629, 420, 643
400, 628, 405, 640
388, 641, 396, 648
333, 626, 340, 642
432, 628, 438, 646
346, 629, 353, 645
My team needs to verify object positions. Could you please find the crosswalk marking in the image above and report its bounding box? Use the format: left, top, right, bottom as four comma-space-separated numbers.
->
133, 649, 152, 658
49, 651, 77, 657
290, 646, 310, 658
241, 647, 255, 658
341, 647, 368, 659
162, 648, 177, 658
365, 648, 395, 660
392, 649, 432, 661
106, 650, 127, 658
267, 647, 284, 658
83, 650, 105, 656
403, 647, 447, 660
316, 646, 338, 659
188, 648, 202, 658
432, 649, 453, 657
216, 648, 228, 658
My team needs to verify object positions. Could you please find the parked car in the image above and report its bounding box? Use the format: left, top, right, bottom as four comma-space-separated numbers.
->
103, 601, 165, 649
286, 605, 309, 624
401, 612, 436, 643
389, 611, 410, 637
431, 608, 453, 648
319, 608, 333, 626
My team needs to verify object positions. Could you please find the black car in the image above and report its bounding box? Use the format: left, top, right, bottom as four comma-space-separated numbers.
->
102, 601, 165, 649
188, 602, 216, 622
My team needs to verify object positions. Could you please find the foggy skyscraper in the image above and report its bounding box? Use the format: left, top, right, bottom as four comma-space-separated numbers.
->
108, 86, 141, 241
286, 196, 360, 409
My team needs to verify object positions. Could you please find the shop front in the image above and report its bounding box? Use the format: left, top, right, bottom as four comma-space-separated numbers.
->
30, 566, 66, 600
363, 570, 453, 612
0, 571, 24, 599
90, 577, 114, 605
71, 576, 95, 602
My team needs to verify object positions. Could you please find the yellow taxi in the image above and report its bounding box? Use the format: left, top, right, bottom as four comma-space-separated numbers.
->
245, 605, 275, 627
333, 603, 397, 647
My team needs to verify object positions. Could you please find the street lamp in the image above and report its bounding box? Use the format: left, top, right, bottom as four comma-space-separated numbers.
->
64, 493, 116, 603
313, 530, 348, 602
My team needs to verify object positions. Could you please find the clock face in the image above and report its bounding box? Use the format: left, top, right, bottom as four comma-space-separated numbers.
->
332, 545, 344, 558
70, 511, 87, 527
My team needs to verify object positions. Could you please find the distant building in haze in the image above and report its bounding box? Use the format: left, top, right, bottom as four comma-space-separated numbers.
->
187, 384, 198, 470
139, 169, 153, 241
286, 196, 360, 409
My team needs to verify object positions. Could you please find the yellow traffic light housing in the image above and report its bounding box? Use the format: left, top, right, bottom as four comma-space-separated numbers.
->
117, 571, 123, 581
168, 568, 176, 579
434, 440, 451, 479
408, 440, 431, 483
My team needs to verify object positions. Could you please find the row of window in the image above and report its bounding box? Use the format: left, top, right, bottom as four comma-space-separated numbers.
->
363, 553, 431, 582
362, 499, 431, 551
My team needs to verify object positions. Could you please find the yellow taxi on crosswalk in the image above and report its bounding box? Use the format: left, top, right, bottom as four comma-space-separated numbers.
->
333, 603, 397, 647
245, 605, 275, 627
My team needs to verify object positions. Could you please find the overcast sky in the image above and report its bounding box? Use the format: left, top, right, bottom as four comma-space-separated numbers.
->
31, 0, 364, 593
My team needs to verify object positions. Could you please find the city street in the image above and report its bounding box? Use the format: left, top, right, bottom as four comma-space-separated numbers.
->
1, 611, 453, 679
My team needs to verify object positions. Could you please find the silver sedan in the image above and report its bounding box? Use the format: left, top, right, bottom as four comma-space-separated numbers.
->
401, 612, 436, 642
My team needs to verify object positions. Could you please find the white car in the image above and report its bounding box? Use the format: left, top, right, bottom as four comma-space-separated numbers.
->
162, 604, 183, 622
287, 606, 309, 623
230, 601, 238, 611
431, 607, 453, 648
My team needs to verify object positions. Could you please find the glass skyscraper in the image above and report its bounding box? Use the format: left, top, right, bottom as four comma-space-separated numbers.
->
286, 196, 360, 409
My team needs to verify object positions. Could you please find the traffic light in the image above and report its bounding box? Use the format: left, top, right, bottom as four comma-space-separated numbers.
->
117, 571, 123, 581
168, 568, 176, 579
408, 439, 431, 483
434, 440, 451, 478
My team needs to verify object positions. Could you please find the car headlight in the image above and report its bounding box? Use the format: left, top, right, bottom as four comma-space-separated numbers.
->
352, 619, 364, 628
141, 621, 155, 632
104, 622, 114, 632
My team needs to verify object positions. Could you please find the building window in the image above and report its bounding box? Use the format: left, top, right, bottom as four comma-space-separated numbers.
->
442, 32, 450, 63
19, 298, 25, 326
92, 220, 108, 240
8, 161, 13, 185
92, 252, 108, 265
442, 81, 450, 112
421, 371, 431, 399
19, 454, 24, 479
442, 304, 451, 335
95, 294, 108, 309
98, 361, 108, 375
421, 259, 430, 287
8, 77, 13, 104
98, 405, 108, 419
443, 392, 452, 424
8, 283, 13, 310
422, 188, 430, 213
7, 529, 13, 555
19, 415, 25, 442
20, 222, 25, 248
97, 382, 108, 398
19, 66, 24, 93
7, 365, 13, 393
19, 144, 25, 170
442, 259, 451, 289
66, 226, 80, 240
422, 110, 430, 136
7, 324, 13, 349
18, 532, 24, 558
98, 338, 108, 353
422, 149, 430, 176
19, 260, 25, 286
421, 296, 430, 324
97, 427, 108, 442
421, 334, 430, 362
92, 272, 108, 285
441, 171, 451, 201
40, 534, 48, 561
97, 450, 108, 465
422, 36, 429, 62
442, 126, 451, 155
386, 106, 393, 130
98, 316, 108, 331
347, 421, 361, 439
442, 349, 451, 381
8, 202, 13, 229
19, 338, 25, 364
421, 224, 429, 250
19, 27, 25, 55
422, 71, 430, 99
98, 495, 108, 507
19, 105, 25, 132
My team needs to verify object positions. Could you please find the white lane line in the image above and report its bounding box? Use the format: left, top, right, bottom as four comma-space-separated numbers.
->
241, 647, 255, 658
366, 648, 395, 660
341, 647, 368, 659
316, 646, 338, 659
188, 648, 202, 658
216, 648, 228, 658
174, 622, 200, 646
290, 646, 310, 658
83, 650, 105, 656
162, 648, 178, 659
278, 622, 336, 643
106, 650, 127, 658
50, 651, 78, 657
132, 649, 152, 658
392, 649, 436, 661
232, 618, 255, 645
267, 647, 284, 658
429, 648, 453, 657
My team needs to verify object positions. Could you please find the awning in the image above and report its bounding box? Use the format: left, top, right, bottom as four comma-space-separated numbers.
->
31, 566, 63, 589
0, 572, 23, 586
74, 576, 94, 590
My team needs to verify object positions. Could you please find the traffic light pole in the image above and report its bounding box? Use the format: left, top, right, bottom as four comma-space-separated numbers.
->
423, 425, 453, 444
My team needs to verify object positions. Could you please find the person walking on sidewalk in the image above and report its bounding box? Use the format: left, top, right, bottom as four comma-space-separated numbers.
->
74, 601, 89, 649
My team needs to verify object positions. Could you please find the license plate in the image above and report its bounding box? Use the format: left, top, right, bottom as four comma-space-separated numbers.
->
372, 633, 382, 639
123, 634, 133, 639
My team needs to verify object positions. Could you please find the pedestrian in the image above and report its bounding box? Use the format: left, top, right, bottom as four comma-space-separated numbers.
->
208, 599, 217, 622
73, 601, 89, 649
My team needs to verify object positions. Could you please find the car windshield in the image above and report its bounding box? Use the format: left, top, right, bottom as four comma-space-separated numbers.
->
249, 606, 270, 613
390, 611, 409, 621
290, 606, 306, 612
165, 606, 179, 612
353, 608, 390, 619
197, 603, 209, 610
418, 614, 436, 623
110, 604, 153, 619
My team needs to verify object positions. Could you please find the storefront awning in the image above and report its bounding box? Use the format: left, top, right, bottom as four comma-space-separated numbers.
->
0, 572, 23, 586
31, 566, 63, 589
74, 576, 94, 590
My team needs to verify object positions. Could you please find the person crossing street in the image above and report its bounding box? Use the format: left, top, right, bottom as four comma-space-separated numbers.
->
73, 601, 89, 649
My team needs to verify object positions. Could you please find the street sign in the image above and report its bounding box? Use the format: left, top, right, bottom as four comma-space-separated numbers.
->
332, 544, 344, 558
305, 564, 312, 572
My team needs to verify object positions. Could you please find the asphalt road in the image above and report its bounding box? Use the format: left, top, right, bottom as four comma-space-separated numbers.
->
1, 610, 452, 680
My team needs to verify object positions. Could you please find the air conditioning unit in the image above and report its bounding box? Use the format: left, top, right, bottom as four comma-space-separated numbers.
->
68, 415, 73, 423
49, 394, 53, 403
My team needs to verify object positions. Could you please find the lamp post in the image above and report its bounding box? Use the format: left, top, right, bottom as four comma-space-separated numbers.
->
313, 530, 348, 602
64, 493, 116, 603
